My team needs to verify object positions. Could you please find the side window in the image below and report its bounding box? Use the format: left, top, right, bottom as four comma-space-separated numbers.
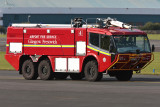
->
89, 33, 99, 47
100, 35, 110, 51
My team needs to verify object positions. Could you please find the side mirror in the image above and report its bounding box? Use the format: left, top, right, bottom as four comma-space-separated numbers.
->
152, 44, 155, 52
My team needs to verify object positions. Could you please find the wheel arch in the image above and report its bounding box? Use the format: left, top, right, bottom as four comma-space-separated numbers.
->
81, 55, 99, 73
37, 55, 50, 62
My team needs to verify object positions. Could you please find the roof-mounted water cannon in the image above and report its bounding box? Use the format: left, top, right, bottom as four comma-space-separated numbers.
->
103, 17, 132, 29
72, 18, 83, 28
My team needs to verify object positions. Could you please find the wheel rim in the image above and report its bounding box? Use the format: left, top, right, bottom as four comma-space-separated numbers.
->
25, 65, 31, 75
42, 66, 48, 75
88, 67, 95, 77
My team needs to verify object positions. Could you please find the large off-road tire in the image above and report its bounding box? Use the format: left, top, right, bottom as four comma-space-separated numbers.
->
38, 60, 53, 80
70, 73, 84, 80
116, 71, 133, 81
84, 60, 103, 81
22, 59, 38, 80
54, 73, 68, 80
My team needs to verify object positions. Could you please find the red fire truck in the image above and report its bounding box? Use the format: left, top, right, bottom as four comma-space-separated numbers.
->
5, 18, 154, 81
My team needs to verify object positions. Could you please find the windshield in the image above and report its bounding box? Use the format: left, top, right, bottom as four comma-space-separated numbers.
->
113, 35, 151, 53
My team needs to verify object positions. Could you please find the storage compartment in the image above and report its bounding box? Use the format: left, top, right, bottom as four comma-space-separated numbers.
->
55, 58, 67, 72
68, 58, 79, 72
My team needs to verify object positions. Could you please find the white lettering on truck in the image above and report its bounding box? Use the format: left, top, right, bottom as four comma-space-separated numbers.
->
28, 35, 57, 44
42, 40, 57, 44
28, 39, 41, 44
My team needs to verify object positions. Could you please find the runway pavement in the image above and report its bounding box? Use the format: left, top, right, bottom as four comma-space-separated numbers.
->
1, 70, 160, 107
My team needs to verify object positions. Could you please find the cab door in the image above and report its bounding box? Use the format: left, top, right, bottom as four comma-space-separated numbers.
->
87, 32, 112, 72
99, 34, 112, 71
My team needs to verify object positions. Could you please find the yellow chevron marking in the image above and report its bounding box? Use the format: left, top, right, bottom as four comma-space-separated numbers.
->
87, 45, 111, 56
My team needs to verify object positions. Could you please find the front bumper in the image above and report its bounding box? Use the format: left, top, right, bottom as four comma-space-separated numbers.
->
107, 53, 154, 71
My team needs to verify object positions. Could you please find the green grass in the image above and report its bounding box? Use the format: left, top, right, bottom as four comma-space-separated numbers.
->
147, 34, 160, 40
0, 52, 14, 70
140, 52, 160, 75
0, 34, 6, 38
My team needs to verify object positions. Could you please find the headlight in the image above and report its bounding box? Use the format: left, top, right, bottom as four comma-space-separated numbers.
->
142, 55, 151, 61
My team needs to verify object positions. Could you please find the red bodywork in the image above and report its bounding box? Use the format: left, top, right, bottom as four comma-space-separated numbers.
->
5, 26, 153, 73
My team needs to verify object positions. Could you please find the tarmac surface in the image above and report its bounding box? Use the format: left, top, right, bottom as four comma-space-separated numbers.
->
1, 70, 160, 107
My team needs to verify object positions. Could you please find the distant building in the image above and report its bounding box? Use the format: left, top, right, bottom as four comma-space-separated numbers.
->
0, 0, 160, 27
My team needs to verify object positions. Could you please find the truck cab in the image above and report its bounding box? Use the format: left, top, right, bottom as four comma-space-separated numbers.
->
86, 25, 153, 81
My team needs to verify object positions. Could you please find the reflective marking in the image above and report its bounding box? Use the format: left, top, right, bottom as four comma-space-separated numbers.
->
61, 45, 74, 48
87, 45, 111, 56
5, 44, 74, 48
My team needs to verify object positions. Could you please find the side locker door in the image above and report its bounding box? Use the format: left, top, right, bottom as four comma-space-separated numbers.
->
75, 28, 87, 56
